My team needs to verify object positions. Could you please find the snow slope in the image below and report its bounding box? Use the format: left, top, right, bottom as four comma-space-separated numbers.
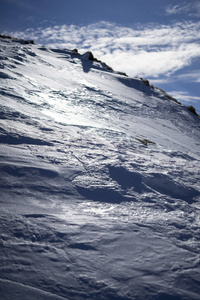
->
0, 36, 200, 300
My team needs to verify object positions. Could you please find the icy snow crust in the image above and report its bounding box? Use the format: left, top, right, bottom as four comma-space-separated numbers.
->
0, 37, 200, 300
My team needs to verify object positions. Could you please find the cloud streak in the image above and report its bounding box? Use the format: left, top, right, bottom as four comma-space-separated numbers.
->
169, 91, 200, 111
165, 1, 200, 17
2, 0, 38, 10
6, 21, 200, 79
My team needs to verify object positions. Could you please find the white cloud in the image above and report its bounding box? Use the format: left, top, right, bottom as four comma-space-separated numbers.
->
6, 21, 200, 79
169, 91, 200, 106
165, 3, 189, 15
149, 78, 170, 85
165, 1, 200, 17
150, 69, 200, 86
175, 71, 200, 83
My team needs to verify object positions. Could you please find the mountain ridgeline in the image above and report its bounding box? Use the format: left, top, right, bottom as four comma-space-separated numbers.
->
1, 34, 199, 117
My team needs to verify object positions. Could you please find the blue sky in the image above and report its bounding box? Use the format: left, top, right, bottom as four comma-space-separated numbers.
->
1, 0, 200, 113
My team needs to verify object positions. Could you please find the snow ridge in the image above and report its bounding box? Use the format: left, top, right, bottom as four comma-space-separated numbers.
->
0, 36, 200, 300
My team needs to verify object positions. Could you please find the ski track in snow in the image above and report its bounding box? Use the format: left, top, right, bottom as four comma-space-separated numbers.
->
0, 36, 200, 300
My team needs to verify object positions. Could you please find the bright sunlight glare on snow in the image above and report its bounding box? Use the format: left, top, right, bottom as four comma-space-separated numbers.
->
1, 1, 200, 113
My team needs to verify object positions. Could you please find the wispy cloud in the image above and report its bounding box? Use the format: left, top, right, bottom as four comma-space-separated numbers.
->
150, 70, 200, 86
2, 0, 36, 10
6, 21, 200, 79
175, 71, 200, 83
169, 91, 200, 108
165, 3, 191, 15
165, 1, 200, 17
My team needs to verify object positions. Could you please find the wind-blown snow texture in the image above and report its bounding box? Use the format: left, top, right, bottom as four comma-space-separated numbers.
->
0, 36, 200, 300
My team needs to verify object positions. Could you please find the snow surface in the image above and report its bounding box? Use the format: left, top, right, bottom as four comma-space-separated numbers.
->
0, 36, 200, 300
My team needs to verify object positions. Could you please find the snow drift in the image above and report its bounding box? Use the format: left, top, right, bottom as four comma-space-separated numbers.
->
0, 35, 200, 300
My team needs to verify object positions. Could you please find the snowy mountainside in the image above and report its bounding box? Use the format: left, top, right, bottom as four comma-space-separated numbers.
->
0, 36, 200, 300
